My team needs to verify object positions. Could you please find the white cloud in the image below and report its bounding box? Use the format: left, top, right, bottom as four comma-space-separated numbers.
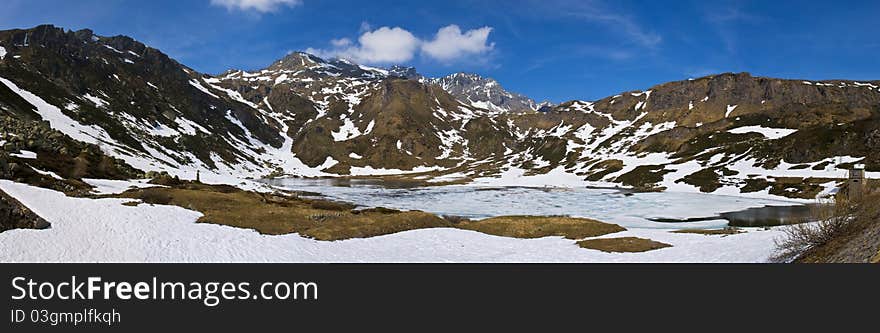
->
308, 25, 495, 65
210, 0, 302, 13
330, 38, 352, 47
421, 25, 495, 62
308, 27, 420, 64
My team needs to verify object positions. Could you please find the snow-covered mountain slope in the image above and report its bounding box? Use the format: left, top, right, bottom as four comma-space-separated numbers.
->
2, 25, 879, 201
0, 25, 314, 182
505, 73, 880, 199
211, 52, 525, 174
426, 72, 539, 113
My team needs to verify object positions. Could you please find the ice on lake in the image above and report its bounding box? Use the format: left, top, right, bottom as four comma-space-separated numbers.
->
265, 178, 802, 229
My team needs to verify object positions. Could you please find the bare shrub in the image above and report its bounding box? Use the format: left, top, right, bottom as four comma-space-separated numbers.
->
772, 187, 879, 262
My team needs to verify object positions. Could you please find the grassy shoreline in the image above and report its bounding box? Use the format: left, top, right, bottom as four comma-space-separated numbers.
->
112, 179, 679, 253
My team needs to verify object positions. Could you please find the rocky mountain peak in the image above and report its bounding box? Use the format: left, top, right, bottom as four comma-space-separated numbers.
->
427, 72, 537, 113
388, 65, 420, 79
268, 51, 327, 71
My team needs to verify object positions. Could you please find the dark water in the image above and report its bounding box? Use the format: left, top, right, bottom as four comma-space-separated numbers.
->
721, 205, 814, 227
649, 205, 814, 227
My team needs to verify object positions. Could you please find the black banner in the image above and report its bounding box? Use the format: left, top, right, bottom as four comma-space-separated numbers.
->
2, 264, 877, 331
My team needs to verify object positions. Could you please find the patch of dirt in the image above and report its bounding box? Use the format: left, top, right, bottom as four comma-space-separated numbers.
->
577, 237, 672, 253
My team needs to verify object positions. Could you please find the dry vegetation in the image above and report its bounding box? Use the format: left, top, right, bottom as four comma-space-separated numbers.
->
773, 181, 880, 263
577, 237, 672, 253
114, 181, 640, 246
117, 182, 450, 241
457, 215, 625, 240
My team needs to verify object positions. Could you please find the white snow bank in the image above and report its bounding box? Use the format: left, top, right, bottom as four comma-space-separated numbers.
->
0, 180, 785, 263
349, 165, 442, 176
82, 178, 162, 195
472, 166, 586, 188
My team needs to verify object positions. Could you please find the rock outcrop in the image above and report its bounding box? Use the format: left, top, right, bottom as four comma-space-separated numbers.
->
0, 187, 49, 232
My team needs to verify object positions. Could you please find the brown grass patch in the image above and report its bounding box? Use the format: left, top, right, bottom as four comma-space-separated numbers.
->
116, 183, 449, 241
577, 237, 672, 253
458, 215, 625, 239
114, 182, 626, 244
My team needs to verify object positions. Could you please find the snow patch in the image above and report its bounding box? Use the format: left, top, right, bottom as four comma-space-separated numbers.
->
83, 178, 161, 195
728, 126, 797, 139
725, 104, 738, 118
11, 150, 37, 159
83, 93, 108, 108
189, 79, 220, 99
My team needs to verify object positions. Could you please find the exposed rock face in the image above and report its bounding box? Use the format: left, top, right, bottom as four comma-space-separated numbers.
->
539, 72, 880, 191
216, 59, 518, 172
387, 65, 420, 80
0, 115, 141, 195
0, 188, 49, 232
426, 73, 538, 113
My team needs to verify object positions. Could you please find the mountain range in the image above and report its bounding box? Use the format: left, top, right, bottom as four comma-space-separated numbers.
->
1, 25, 879, 200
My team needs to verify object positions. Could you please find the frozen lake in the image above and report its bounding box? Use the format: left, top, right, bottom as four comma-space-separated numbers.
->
265, 178, 805, 229
0, 179, 796, 263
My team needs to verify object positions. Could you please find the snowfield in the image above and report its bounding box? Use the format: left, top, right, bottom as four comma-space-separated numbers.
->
728, 125, 797, 139
0, 180, 786, 263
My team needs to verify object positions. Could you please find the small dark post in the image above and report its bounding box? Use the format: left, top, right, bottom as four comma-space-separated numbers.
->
196, 170, 201, 183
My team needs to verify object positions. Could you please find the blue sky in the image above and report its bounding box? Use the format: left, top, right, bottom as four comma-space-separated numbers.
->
2, 0, 879, 102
